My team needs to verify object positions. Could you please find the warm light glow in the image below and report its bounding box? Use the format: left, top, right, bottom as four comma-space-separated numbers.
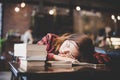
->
49, 10, 54, 15
76, 6, 81, 11
112, 42, 120, 45
110, 37, 120, 42
66, 9, 69, 13
21, 2, 26, 8
15, 7, 20, 12
111, 15, 115, 20
117, 16, 120, 20
106, 37, 120, 46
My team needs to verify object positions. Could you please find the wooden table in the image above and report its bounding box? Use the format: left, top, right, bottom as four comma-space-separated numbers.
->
8, 62, 119, 80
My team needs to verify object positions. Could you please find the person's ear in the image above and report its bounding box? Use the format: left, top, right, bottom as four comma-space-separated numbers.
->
65, 40, 70, 48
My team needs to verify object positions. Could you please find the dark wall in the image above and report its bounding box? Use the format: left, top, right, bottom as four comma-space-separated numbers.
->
33, 14, 54, 39
33, 13, 73, 40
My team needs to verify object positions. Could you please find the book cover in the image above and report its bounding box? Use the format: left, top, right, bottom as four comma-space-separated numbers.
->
46, 61, 72, 67
18, 53, 47, 61
14, 43, 47, 60
14, 43, 47, 51
20, 59, 46, 67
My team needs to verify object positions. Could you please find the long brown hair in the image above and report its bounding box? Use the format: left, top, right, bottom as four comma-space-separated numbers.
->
52, 33, 71, 53
67, 33, 95, 62
53, 33, 95, 63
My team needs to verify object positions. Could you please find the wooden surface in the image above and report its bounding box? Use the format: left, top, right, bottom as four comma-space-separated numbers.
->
9, 62, 120, 80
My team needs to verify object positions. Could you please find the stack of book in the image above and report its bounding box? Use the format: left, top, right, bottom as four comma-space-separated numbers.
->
14, 43, 47, 71
46, 61, 72, 68
19, 60, 46, 72
14, 43, 47, 60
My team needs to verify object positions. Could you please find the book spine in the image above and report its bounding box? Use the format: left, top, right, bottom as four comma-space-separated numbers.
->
20, 59, 46, 67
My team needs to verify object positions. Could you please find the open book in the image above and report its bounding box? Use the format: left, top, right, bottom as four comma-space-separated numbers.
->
47, 60, 105, 68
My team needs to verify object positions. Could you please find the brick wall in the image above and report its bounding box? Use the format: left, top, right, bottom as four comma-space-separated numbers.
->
3, 3, 34, 38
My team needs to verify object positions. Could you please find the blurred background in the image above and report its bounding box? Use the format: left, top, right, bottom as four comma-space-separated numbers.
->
1, 0, 120, 38
0, 0, 120, 71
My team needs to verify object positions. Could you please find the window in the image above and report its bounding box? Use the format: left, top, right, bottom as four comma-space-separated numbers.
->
0, 3, 2, 38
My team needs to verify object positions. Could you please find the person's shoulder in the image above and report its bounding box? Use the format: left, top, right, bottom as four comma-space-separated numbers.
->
46, 33, 59, 37
47, 33, 57, 35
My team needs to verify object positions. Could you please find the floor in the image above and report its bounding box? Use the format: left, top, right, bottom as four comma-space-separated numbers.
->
0, 71, 11, 80
0, 56, 11, 80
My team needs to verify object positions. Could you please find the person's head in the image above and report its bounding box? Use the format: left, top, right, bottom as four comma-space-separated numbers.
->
28, 26, 33, 33
58, 33, 95, 62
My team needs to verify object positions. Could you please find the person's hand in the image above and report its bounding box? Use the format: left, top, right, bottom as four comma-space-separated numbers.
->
71, 59, 81, 64
47, 53, 54, 60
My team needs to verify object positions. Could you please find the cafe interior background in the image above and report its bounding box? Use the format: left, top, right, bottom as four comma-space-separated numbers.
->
0, 0, 120, 71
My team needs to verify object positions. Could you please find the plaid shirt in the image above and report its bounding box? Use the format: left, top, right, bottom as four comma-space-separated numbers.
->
37, 33, 58, 53
93, 52, 111, 64
37, 33, 111, 64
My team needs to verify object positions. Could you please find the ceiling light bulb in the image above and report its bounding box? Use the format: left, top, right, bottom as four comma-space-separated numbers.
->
49, 10, 54, 15
76, 6, 81, 11
111, 15, 115, 20
21, 2, 26, 8
117, 16, 120, 20
15, 7, 20, 12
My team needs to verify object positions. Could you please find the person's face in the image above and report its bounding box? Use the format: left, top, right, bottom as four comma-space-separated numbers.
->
59, 40, 79, 59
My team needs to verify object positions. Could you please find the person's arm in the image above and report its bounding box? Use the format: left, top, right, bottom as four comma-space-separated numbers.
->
28, 33, 33, 44
48, 53, 77, 62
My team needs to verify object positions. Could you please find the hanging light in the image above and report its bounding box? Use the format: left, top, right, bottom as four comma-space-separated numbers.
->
49, 9, 54, 15
111, 15, 115, 20
21, 2, 26, 8
117, 16, 120, 20
76, 6, 81, 11
111, 15, 117, 23
15, 7, 20, 12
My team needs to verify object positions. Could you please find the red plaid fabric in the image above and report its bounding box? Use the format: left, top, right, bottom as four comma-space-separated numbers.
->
47, 53, 55, 60
37, 33, 58, 53
93, 52, 111, 64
